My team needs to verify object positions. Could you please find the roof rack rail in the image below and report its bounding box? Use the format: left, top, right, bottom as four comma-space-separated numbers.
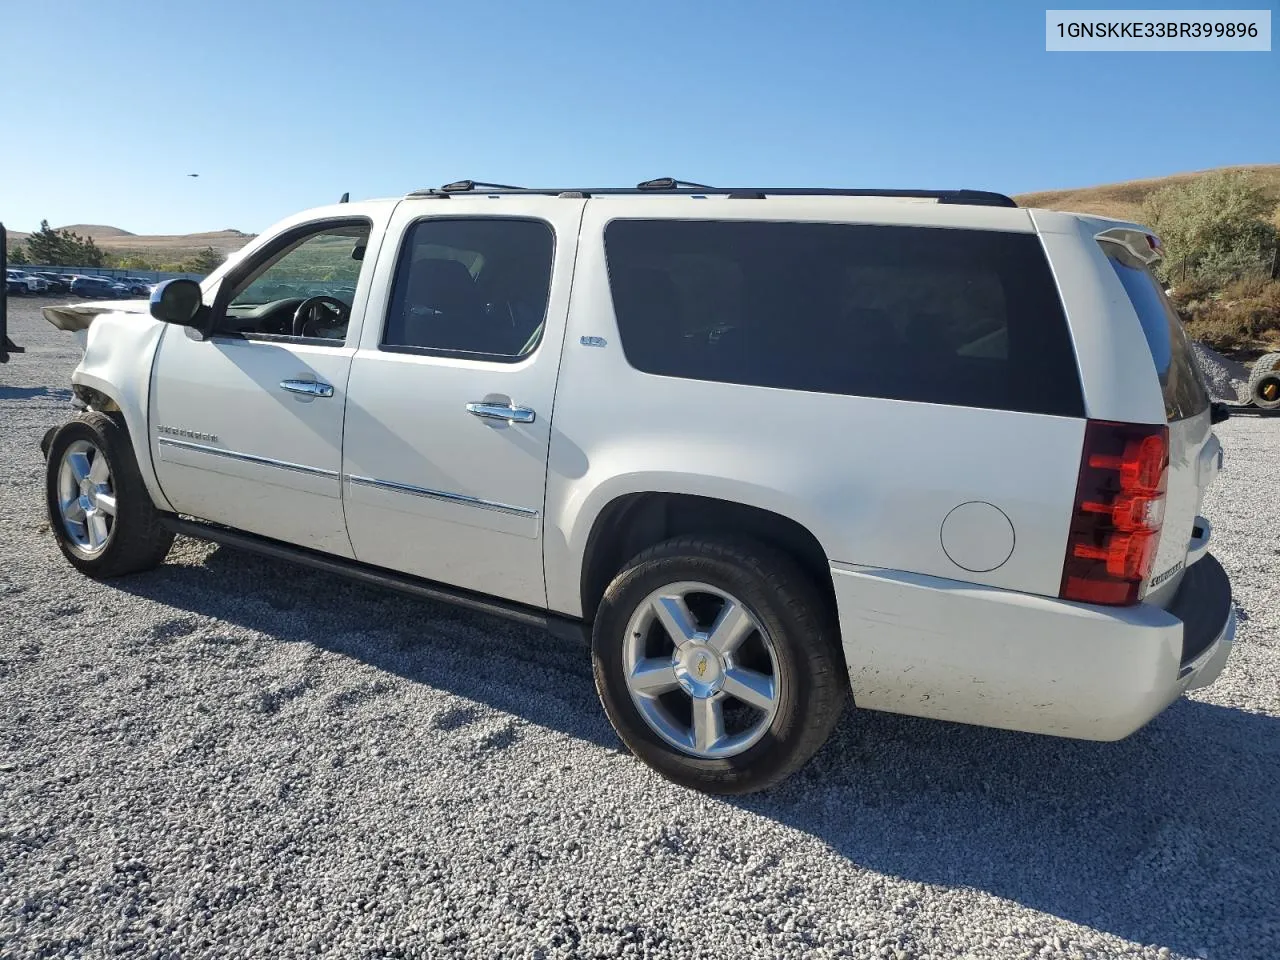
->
636, 177, 716, 191
440, 179, 525, 193
405, 182, 1017, 207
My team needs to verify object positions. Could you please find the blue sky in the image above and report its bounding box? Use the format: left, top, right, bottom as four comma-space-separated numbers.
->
1, 0, 1275, 235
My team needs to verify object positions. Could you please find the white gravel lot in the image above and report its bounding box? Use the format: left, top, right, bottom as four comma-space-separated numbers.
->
1, 298, 1278, 960
1191, 343, 1249, 404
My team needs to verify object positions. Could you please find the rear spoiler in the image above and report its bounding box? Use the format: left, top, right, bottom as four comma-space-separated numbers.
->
0, 222, 25, 363
1095, 225, 1164, 265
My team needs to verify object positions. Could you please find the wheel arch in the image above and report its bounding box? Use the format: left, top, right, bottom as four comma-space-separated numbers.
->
69, 313, 173, 512
577, 492, 836, 624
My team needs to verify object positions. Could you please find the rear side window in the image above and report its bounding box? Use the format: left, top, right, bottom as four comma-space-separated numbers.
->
383, 218, 554, 361
603, 220, 1084, 417
1101, 242, 1209, 422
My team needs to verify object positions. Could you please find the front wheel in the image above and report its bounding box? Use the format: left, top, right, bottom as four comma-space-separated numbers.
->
45, 412, 174, 578
591, 536, 846, 794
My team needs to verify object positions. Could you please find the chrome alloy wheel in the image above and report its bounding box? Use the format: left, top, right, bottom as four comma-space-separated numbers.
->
56, 439, 116, 554
622, 581, 780, 759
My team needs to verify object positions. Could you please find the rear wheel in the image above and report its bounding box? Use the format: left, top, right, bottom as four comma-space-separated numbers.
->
1248, 352, 1280, 409
591, 536, 845, 794
45, 412, 174, 578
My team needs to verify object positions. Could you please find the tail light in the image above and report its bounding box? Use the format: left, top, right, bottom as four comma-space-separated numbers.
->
1060, 420, 1169, 606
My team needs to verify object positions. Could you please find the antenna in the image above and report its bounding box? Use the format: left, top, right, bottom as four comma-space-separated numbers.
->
339, 192, 350, 204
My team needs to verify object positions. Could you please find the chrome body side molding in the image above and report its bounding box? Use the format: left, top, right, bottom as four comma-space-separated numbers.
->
344, 474, 540, 519
156, 436, 339, 478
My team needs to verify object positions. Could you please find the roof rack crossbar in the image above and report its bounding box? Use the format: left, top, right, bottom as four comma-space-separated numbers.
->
405, 184, 1017, 207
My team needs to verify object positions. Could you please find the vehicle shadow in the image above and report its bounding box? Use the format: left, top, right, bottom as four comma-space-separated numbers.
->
116, 540, 1279, 958
0, 386, 73, 401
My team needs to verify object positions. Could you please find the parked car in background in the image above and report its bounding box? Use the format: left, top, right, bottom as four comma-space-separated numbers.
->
107, 277, 153, 296
5, 270, 28, 296
69, 276, 121, 298
36, 272, 72, 293
6, 269, 41, 293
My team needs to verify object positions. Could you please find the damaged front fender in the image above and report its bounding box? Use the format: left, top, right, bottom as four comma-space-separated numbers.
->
48, 302, 174, 513
43, 300, 150, 353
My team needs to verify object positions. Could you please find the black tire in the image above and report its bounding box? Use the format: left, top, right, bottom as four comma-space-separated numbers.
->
1248, 352, 1280, 409
591, 536, 846, 794
45, 411, 174, 578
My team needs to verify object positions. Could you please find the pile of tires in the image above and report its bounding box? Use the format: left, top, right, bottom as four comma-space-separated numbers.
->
1248, 353, 1280, 409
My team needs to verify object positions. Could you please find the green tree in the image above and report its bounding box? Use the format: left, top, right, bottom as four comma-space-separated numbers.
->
1142, 172, 1278, 285
107, 253, 161, 271
23, 221, 62, 263
8, 243, 28, 265
22, 220, 106, 267
180, 246, 226, 275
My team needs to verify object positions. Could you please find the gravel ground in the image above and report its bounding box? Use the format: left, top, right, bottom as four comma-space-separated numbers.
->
1192, 343, 1249, 405
2, 297, 1278, 960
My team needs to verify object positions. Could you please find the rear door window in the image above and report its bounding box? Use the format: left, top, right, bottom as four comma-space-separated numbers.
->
1100, 242, 1209, 422
603, 220, 1084, 417
382, 218, 554, 361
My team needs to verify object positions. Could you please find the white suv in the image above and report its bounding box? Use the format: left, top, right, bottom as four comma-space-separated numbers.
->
40, 179, 1234, 793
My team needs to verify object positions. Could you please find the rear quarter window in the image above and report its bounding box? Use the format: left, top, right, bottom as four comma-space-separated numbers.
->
1100, 242, 1210, 422
603, 220, 1084, 417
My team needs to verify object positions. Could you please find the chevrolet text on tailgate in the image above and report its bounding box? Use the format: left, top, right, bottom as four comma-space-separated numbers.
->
39, 179, 1235, 794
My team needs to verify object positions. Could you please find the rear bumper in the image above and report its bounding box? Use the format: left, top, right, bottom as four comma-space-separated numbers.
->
832, 553, 1234, 740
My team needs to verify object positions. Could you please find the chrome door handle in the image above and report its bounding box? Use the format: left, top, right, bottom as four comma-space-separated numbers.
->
466, 401, 535, 423
280, 379, 334, 398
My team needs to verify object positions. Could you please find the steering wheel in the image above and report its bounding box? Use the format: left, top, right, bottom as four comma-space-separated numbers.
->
292, 296, 350, 338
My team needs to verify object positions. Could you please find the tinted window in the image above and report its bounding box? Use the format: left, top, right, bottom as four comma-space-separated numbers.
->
604, 220, 1084, 416
383, 218, 554, 360
1101, 242, 1209, 422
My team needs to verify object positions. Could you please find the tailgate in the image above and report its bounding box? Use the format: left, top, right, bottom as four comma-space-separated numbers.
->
1099, 239, 1218, 606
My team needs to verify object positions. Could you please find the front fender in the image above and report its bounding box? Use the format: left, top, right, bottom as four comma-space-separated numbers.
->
69, 310, 173, 512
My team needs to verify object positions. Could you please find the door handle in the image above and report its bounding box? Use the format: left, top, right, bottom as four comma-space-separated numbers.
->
466, 401, 535, 423
280, 379, 334, 398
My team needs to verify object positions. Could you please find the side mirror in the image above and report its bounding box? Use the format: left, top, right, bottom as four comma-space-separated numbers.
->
149, 279, 206, 327
1210, 401, 1231, 425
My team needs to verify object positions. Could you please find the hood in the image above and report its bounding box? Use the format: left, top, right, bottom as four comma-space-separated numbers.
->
43, 299, 150, 333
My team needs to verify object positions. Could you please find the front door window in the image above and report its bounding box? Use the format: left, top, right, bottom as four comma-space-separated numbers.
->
217, 222, 371, 341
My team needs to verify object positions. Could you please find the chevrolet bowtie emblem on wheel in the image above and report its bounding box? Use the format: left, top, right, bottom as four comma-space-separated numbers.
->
695, 654, 708, 679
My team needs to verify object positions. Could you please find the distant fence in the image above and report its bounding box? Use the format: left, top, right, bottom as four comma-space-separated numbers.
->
20, 263, 205, 283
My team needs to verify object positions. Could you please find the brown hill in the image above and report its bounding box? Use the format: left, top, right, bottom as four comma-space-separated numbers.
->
57, 224, 136, 239
6, 226, 254, 260
96, 230, 254, 257
1014, 163, 1280, 223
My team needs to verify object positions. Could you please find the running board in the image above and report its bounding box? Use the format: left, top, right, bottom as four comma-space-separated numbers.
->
161, 516, 588, 643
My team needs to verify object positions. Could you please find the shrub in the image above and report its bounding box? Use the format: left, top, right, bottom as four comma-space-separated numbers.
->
180, 247, 226, 275
1223, 274, 1270, 301
1179, 279, 1280, 351
1143, 171, 1278, 286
